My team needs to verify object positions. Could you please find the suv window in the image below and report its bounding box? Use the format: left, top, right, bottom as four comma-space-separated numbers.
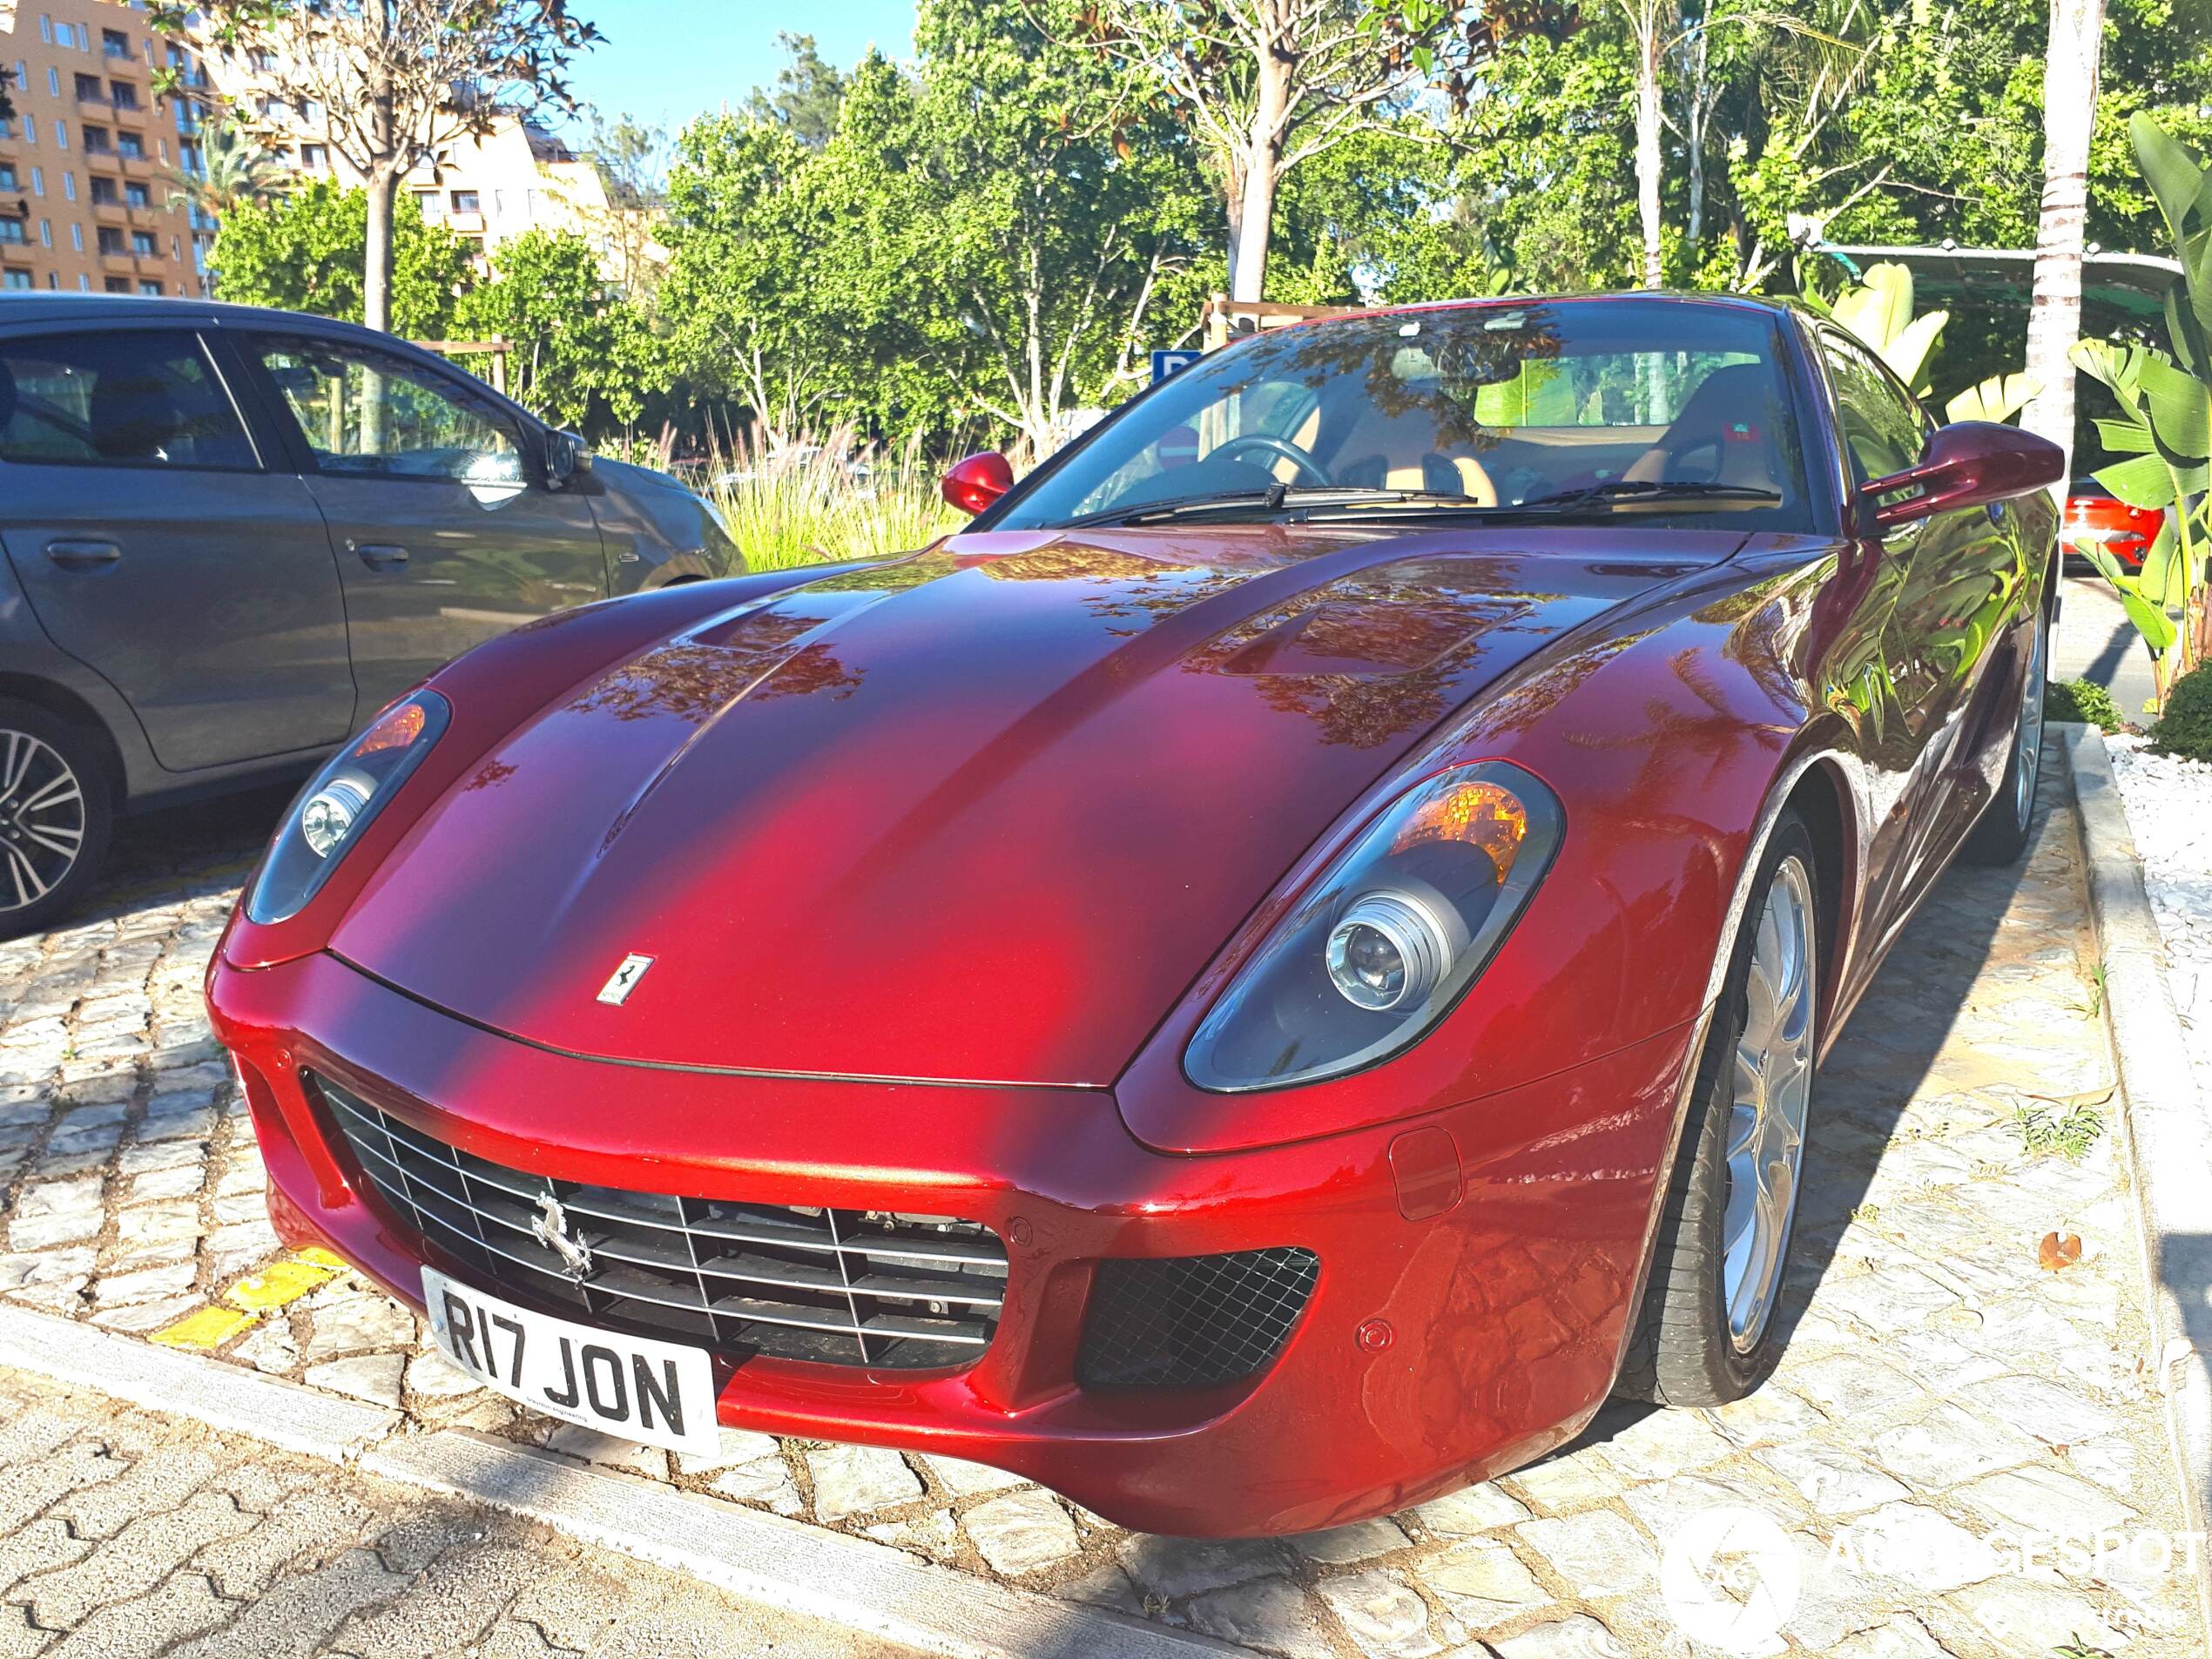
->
248, 335, 524, 485
1820, 331, 1928, 485
0, 329, 259, 469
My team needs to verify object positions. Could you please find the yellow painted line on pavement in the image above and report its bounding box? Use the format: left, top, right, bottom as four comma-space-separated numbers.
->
151, 1306, 257, 1350
293, 1247, 352, 1272
225, 1257, 340, 1312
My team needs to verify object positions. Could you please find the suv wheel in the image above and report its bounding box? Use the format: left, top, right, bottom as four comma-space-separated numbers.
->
0, 699, 112, 939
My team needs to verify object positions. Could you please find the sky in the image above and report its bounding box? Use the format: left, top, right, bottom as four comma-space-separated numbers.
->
560, 0, 918, 140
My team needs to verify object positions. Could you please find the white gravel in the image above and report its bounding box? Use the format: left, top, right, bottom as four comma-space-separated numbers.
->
2107, 734, 2212, 1100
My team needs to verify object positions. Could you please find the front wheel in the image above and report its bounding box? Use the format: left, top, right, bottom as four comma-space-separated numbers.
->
1962, 607, 2048, 867
0, 700, 113, 940
1618, 811, 1820, 1406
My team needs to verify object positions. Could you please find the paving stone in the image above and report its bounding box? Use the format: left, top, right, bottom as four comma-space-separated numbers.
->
1956, 1373, 2119, 1446
1951, 1460, 2136, 1535
1288, 1518, 1411, 1565
802, 1443, 921, 1521
1482, 1614, 1629, 1657
1409, 1482, 1531, 1537
401, 1350, 482, 1403
304, 1353, 407, 1408
1590, 1409, 1734, 1481
1786, 1352, 1925, 1418
115, 1140, 203, 1177
668, 1426, 779, 1476
1824, 1615, 1953, 1658
1421, 1536, 1550, 1629
1503, 1454, 1619, 1513
90, 1260, 198, 1309
958, 1488, 1080, 1575
539, 1424, 667, 1480
1514, 1511, 1657, 1600
232, 1315, 300, 1373
1121, 1534, 1288, 1600
1842, 1501, 2003, 1594
1946, 1575, 2128, 1651
89, 1293, 204, 1333
1183, 1576, 1336, 1659
921, 1453, 1028, 1497
124, 1163, 205, 1204
707, 1453, 803, 1516
298, 1290, 415, 1361
1313, 1568, 1441, 1659
1865, 1403, 2046, 1490
860, 1508, 958, 1561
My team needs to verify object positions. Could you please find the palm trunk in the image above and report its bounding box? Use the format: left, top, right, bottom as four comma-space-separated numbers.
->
362, 169, 397, 335
1635, 20, 1664, 290
2020, 0, 2105, 489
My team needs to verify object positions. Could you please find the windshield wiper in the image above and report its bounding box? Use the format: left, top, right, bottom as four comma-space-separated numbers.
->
1514, 480, 1782, 512
1063, 485, 1476, 529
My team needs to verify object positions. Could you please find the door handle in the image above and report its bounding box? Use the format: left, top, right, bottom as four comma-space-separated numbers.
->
353, 543, 410, 570
45, 538, 120, 570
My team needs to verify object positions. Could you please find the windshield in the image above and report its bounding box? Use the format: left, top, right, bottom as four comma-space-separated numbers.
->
995, 298, 1815, 533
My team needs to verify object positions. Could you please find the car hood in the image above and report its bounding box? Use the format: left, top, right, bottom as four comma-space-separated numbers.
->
330, 523, 1738, 1086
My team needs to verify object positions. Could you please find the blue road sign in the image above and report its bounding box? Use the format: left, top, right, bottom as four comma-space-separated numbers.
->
1150, 349, 1204, 384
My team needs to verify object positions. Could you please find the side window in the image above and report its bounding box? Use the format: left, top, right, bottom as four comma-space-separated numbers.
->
0, 329, 259, 469
248, 335, 523, 486
1820, 334, 1929, 485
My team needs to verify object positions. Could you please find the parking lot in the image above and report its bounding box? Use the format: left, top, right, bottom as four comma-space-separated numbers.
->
0, 711, 2201, 1657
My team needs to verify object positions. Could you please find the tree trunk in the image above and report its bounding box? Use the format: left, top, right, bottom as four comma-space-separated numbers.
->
362, 168, 398, 336
1227, 34, 1291, 304
2020, 0, 2105, 488
1635, 18, 1664, 290
1683, 22, 1708, 266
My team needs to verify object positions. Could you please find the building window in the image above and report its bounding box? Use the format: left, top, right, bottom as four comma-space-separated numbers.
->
450, 189, 479, 213
0, 220, 24, 246
138, 279, 162, 296
249, 48, 276, 73
0, 165, 15, 191
54, 121, 68, 152
103, 29, 131, 60
61, 174, 75, 202
300, 144, 326, 169
116, 133, 142, 160
412, 191, 436, 215
109, 83, 138, 111
47, 67, 60, 97
37, 220, 50, 247
44, 273, 55, 289
124, 182, 149, 208
70, 224, 81, 251
83, 127, 112, 157
3, 270, 32, 291
37, 15, 51, 44
104, 276, 130, 293
74, 73, 101, 101
130, 230, 157, 257
258, 95, 285, 120
89, 175, 117, 205
28, 169, 41, 197
97, 226, 124, 255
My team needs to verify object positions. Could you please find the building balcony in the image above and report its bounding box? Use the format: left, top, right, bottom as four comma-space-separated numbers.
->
446, 210, 486, 233
91, 199, 128, 223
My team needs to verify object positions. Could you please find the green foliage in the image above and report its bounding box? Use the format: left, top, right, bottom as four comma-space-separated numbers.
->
744, 32, 849, 150
2044, 678, 2123, 732
2151, 661, 2212, 761
454, 229, 666, 430
208, 180, 474, 339
697, 430, 958, 570
2013, 1097, 2107, 1161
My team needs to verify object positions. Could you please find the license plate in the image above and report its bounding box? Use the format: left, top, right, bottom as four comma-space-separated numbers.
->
421, 1267, 719, 1457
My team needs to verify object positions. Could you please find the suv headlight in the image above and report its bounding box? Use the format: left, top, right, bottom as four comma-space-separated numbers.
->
1184, 762, 1563, 1091
247, 692, 450, 924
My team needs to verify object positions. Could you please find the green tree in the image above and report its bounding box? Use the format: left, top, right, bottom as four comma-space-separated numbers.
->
454, 229, 665, 432
745, 32, 850, 150
162, 122, 281, 219
208, 179, 473, 338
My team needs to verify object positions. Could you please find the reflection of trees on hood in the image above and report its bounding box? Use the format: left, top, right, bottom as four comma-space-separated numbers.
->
567, 623, 862, 725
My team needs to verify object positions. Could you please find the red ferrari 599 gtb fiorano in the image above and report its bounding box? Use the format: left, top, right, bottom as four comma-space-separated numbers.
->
206, 294, 2062, 1536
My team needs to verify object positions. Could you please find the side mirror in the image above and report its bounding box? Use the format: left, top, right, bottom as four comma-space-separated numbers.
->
1859, 421, 2064, 532
543, 428, 593, 489
941, 451, 1015, 516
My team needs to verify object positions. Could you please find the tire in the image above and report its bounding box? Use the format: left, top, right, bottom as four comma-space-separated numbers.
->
1961, 605, 2048, 867
1618, 810, 1820, 1406
0, 699, 114, 940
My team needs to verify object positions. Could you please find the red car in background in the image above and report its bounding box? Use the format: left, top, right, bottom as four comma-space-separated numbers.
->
2064, 474, 2164, 569
206, 294, 2060, 1536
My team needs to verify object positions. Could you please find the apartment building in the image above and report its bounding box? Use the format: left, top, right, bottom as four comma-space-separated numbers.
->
0, 0, 214, 296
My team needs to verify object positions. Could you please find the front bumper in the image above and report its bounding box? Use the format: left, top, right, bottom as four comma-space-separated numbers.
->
208, 948, 1698, 1536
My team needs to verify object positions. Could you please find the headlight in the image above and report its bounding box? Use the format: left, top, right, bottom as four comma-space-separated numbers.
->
1184, 762, 1563, 1091
247, 692, 450, 924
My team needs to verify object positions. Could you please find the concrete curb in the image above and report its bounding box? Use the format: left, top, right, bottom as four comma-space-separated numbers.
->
0, 1305, 1244, 1659
2063, 723, 2212, 1635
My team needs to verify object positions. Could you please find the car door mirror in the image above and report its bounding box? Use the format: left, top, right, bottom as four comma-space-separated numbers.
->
941, 451, 1015, 516
543, 428, 593, 490
1859, 421, 2064, 531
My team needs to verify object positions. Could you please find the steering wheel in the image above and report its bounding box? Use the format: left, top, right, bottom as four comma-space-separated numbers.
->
1211, 432, 1330, 486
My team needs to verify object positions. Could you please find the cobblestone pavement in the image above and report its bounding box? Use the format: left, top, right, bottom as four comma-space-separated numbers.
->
0, 1364, 926, 1658
0, 759, 2202, 1658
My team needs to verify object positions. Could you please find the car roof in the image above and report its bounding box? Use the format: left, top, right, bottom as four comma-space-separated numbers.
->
0, 293, 361, 330
1290, 290, 1811, 330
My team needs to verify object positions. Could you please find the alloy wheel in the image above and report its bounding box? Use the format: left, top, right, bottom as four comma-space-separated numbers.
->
2014, 617, 2047, 830
1722, 854, 1817, 1352
0, 728, 88, 915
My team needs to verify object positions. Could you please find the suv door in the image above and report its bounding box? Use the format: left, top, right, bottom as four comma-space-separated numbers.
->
234, 331, 608, 711
0, 325, 355, 772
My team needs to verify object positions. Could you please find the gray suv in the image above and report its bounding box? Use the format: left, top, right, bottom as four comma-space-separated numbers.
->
0, 296, 738, 934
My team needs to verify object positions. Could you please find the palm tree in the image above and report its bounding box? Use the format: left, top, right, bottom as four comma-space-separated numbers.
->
2020, 0, 2107, 482
163, 122, 282, 220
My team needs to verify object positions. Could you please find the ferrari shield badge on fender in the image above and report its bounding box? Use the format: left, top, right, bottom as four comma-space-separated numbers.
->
596, 953, 654, 1006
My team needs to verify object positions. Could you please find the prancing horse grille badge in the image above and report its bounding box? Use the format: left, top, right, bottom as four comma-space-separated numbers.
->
596, 953, 654, 1006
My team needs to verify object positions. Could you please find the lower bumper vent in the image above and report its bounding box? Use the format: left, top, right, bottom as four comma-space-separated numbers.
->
312, 1071, 1008, 1371
1077, 1247, 1319, 1389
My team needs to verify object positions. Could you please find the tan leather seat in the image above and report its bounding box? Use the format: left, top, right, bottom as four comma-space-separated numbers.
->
1623, 363, 1785, 493
1329, 405, 1499, 503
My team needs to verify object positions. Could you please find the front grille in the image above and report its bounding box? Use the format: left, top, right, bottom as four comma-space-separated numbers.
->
312, 1072, 1007, 1371
1077, 1248, 1319, 1389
